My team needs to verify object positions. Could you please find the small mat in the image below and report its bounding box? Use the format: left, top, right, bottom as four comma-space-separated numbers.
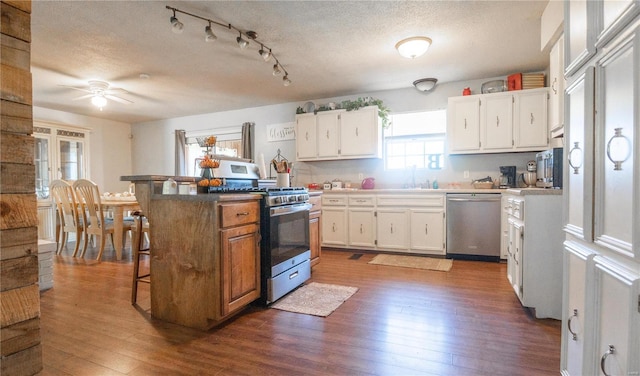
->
271, 282, 358, 317
368, 254, 453, 272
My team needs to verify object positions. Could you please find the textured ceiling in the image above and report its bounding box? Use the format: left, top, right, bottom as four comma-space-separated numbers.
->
31, 1, 549, 124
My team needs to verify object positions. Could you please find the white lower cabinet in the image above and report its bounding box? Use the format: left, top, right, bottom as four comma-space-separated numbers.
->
409, 209, 445, 255
376, 208, 409, 250
321, 195, 348, 246
347, 195, 376, 248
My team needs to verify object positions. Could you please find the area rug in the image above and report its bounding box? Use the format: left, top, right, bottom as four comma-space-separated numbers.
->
368, 254, 453, 272
271, 282, 358, 317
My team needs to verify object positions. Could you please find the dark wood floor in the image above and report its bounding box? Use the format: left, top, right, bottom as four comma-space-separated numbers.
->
39, 244, 561, 375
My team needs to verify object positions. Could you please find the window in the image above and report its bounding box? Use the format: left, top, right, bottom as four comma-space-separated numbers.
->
185, 128, 242, 176
385, 110, 446, 170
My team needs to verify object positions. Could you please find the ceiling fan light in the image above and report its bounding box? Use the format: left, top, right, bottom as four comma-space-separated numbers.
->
395, 36, 432, 59
413, 78, 438, 92
272, 64, 281, 76
282, 75, 291, 87
91, 95, 107, 108
205, 25, 217, 42
170, 16, 184, 34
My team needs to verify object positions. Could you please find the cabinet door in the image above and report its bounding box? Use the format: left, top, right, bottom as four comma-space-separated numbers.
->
549, 35, 566, 136
220, 223, 260, 316
594, 28, 637, 259
321, 207, 347, 246
514, 89, 549, 149
565, 0, 597, 76
309, 212, 321, 266
597, 0, 640, 48
409, 209, 445, 255
317, 112, 340, 158
564, 67, 595, 241
348, 208, 376, 247
340, 107, 380, 158
447, 96, 480, 152
482, 93, 514, 150
376, 209, 409, 250
295, 114, 317, 160
500, 195, 510, 259
593, 259, 640, 376
561, 243, 596, 376
508, 218, 524, 301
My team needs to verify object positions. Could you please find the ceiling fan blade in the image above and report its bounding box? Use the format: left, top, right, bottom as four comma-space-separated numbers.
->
59, 85, 93, 94
105, 94, 133, 104
72, 94, 94, 101
106, 88, 129, 94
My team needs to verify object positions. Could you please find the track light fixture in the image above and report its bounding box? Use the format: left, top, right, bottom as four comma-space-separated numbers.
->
166, 5, 291, 86
170, 10, 184, 34
205, 22, 217, 42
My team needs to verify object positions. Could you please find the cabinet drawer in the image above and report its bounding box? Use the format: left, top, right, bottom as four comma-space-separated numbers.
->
348, 196, 375, 206
508, 198, 524, 220
377, 195, 444, 207
308, 195, 322, 212
219, 201, 259, 228
322, 195, 347, 206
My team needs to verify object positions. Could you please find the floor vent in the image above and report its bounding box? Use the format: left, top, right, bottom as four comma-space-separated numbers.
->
349, 253, 363, 260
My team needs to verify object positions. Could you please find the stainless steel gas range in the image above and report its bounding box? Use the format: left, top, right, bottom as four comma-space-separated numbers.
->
206, 160, 311, 304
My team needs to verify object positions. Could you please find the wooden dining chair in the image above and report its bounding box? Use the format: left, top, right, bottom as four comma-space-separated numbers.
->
72, 179, 134, 260
50, 179, 84, 256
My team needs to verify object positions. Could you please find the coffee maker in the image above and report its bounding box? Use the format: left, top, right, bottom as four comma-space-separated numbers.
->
499, 166, 517, 188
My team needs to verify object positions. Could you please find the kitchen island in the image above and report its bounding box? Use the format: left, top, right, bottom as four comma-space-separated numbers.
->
122, 175, 262, 330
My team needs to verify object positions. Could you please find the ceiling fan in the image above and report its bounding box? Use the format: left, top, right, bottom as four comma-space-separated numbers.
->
61, 80, 133, 109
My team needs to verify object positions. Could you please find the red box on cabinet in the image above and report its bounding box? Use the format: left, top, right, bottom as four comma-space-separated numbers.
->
507, 73, 522, 91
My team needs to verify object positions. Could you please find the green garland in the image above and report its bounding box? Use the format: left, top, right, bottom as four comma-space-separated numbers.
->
340, 97, 391, 129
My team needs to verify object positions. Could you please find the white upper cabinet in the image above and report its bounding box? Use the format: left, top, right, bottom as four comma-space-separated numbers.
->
448, 96, 481, 152
565, 0, 598, 76
482, 92, 514, 150
448, 88, 550, 155
295, 106, 382, 161
597, 0, 640, 47
594, 23, 638, 259
549, 35, 566, 138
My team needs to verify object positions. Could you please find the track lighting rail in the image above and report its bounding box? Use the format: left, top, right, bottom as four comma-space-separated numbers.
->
166, 5, 291, 86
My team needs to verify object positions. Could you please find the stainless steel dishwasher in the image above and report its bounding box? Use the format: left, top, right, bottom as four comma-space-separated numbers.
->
446, 193, 501, 261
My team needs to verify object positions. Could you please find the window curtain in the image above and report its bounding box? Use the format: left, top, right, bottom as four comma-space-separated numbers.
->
175, 129, 187, 176
241, 122, 254, 161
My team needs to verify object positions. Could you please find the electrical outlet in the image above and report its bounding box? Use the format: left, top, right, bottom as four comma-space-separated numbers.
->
464, 170, 470, 179
358, 173, 364, 180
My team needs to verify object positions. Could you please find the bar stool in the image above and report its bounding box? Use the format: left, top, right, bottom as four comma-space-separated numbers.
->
131, 211, 150, 305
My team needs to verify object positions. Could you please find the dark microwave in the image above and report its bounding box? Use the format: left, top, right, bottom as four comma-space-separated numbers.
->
536, 148, 563, 188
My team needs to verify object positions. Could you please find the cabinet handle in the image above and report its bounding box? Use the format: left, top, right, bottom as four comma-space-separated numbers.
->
568, 142, 583, 174
606, 127, 631, 171
425, 224, 428, 235
496, 116, 499, 127
236, 212, 249, 216
600, 345, 615, 376
360, 224, 363, 234
289, 270, 299, 280
305, 131, 309, 141
356, 127, 359, 137
464, 118, 467, 129
332, 223, 336, 232
530, 113, 534, 124
567, 309, 578, 341
551, 77, 557, 94
390, 223, 394, 234
326, 130, 330, 139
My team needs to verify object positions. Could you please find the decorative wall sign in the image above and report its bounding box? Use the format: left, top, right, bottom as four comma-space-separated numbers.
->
267, 122, 295, 142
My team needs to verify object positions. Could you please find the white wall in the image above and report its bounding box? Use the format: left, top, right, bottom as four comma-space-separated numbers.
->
131, 75, 553, 188
33, 106, 133, 193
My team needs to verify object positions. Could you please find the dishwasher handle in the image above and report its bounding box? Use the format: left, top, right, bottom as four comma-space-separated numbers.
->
447, 197, 501, 203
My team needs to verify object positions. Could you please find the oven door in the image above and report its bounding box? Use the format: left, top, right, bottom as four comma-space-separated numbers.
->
268, 203, 311, 277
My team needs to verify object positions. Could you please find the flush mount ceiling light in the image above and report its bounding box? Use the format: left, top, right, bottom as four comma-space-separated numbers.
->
413, 78, 438, 92
166, 5, 291, 86
395, 36, 432, 59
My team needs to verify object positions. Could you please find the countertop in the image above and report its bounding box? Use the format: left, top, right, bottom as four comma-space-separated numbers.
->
505, 188, 563, 196
313, 188, 508, 194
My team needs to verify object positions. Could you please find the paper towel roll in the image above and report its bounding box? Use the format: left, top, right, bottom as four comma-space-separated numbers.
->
258, 153, 267, 179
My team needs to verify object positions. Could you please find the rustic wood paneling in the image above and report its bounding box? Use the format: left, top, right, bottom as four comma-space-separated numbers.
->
0, 63, 32, 105
0, 317, 40, 357
0, 163, 35, 193
0, 344, 41, 376
0, 100, 32, 133
2, 0, 31, 14
0, 193, 38, 230
1, 34, 30, 70
0, 132, 33, 164
0, 255, 38, 291
0, 2, 31, 42
0, 226, 37, 248
0, 284, 39, 327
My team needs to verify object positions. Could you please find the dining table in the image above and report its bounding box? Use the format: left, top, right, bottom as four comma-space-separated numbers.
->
101, 198, 141, 260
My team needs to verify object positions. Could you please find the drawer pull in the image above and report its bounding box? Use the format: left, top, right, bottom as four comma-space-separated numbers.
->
567, 309, 578, 341
289, 271, 299, 280
236, 212, 249, 216
600, 345, 615, 376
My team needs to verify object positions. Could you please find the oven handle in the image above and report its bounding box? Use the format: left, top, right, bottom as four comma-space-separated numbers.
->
270, 203, 312, 217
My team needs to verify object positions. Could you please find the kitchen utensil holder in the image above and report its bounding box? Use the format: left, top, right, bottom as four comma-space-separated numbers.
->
270, 149, 290, 179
